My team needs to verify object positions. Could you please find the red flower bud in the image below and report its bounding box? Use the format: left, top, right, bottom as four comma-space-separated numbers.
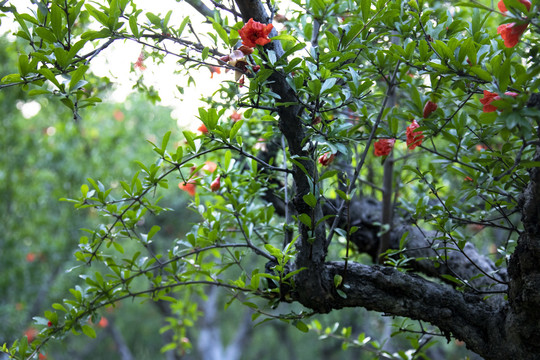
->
238, 45, 254, 55
423, 101, 438, 118
47, 321, 53, 327
318, 152, 335, 166
274, 14, 288, 23
210, 176, 221, 192
252, 65, 260, 72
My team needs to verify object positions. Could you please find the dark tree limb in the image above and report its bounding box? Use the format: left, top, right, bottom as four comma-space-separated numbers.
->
338, 198, 508, 297
506, 126, 540, 356
316, 262, 510, 360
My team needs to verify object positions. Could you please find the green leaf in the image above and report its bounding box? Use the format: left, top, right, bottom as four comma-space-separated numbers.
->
161, 342, 177, 353
178, 16, 190, 37
69, 65, 89, 92
35, 27, 57, 43
2, 73, 22, 84
82, 324, 97, 338
161, 131, 171, 151
469, 66, 492, 82
28, 89, 51, 96
146, 12, 162, 28
212, 22, 229, 46
129, 15, 139, 37
229, 119, 243, 141
183, 131, 195, 151
271, 33, 297, 42
54, 47, 69, 68
50, 3, 63, 40
67, 39, 88, 64
303, 193, 317, 208
318, 169, 338, 182
295, 321, 309, 333
202, 47, 210, 60
361, 0, 371, 21
85, 4, 109, 27
18, 54, 30, 76
148, 225, 161, 240
39, 68, 61, 87
298, 213, 312, 228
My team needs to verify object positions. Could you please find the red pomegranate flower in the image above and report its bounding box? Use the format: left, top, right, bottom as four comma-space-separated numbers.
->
497, 22, 529, 48
374, 139, 395, 157
230, 111, 242, 122
498, 0, 531, 12
179, 182, 196, 196
406, 120, 424, 150
318, 152, 335, 166
203, 161, 217, 173
198, 124, 208, 134
480, 90, 499, 112
423, 101, 438, 118
98, 317, 109, 328
480, 90, 518, 112
238, 18, 273, 48
24, 327, 38, 342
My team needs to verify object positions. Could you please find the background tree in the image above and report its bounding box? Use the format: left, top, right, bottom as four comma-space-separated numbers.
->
1, 0, 539, 359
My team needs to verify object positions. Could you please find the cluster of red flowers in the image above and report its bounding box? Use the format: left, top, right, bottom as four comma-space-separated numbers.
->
211, 19, 272, 83
372, 117, 427, 157
479, 90, 518, 112
497, 0, 531, 48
